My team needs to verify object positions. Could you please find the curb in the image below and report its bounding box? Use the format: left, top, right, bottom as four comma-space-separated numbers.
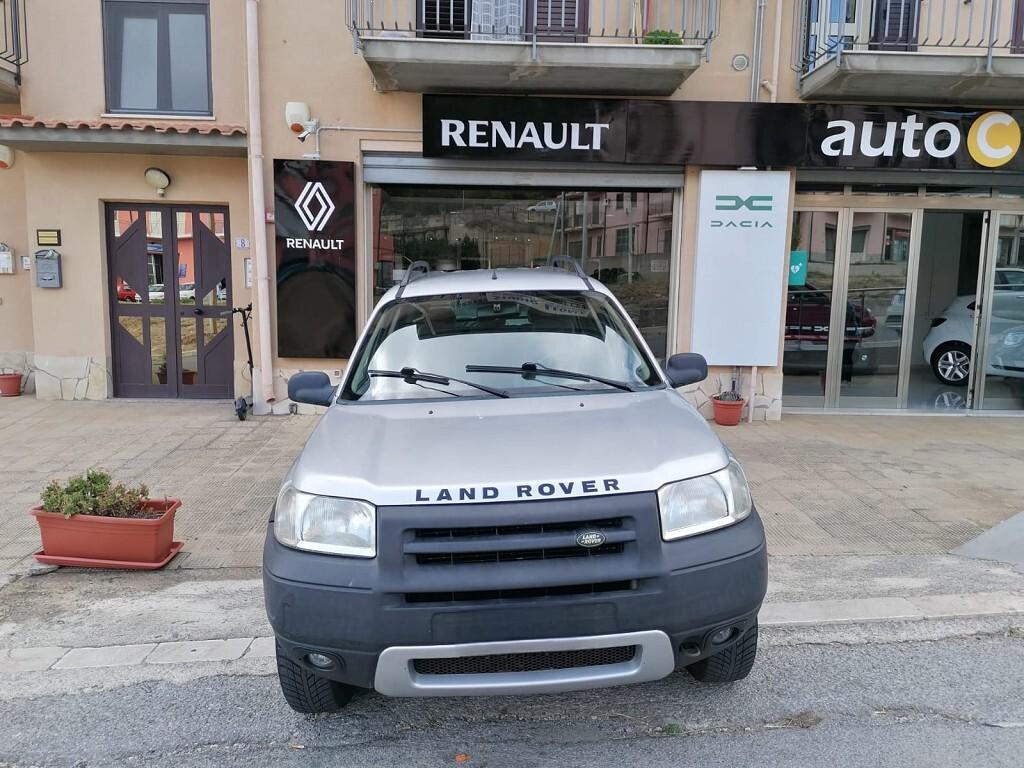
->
3, 591, 1022, 675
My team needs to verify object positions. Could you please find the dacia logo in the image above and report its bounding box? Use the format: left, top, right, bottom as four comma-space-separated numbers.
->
715, 195, 774, 211
711, 194, 775, 228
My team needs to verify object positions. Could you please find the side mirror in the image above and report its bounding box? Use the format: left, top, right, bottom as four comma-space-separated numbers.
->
287, 371, 335, 407
664, 353, 708, 388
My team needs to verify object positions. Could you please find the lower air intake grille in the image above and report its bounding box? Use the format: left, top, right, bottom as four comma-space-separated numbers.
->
413, 645, 637, 676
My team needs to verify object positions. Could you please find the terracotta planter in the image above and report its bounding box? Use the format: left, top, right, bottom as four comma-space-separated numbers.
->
32, 499, 181, 567
711, 397, 746, 426
0, 372, 22, 397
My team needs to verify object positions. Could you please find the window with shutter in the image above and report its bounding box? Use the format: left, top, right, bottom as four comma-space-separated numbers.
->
870, 0, 919, 51
527, 0, 589, 42
419, 0, 472, 38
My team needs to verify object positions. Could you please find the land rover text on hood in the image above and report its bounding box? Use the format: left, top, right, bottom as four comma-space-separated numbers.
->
263, 261, 768, 714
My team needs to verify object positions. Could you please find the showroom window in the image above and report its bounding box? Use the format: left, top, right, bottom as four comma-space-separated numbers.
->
103, 0, 212, 115
371, 186, 676, 360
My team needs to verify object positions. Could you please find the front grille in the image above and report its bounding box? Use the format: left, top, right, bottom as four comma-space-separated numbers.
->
410, 517, 628, 566
413, 645, 636, 676
405, 579, 635, 604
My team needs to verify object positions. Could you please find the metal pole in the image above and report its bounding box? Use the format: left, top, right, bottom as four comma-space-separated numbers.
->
986, 0, 998, 73
532, 0, 538, 58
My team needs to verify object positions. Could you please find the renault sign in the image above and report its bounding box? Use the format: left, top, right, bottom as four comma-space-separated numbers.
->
424, 96, 1024, 172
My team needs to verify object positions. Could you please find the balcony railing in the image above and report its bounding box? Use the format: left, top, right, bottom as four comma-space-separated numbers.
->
346, 0, 719, 56
796, 0, 1024, 73
0, 0, 27, 90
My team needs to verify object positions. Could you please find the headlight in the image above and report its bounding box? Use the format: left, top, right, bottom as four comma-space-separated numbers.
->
657, 458, 753, 541
274, 484, 376, 557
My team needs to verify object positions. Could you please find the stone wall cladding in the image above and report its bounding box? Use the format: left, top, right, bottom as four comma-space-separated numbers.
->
680, 368, 782, 422
30, 355, 111, 400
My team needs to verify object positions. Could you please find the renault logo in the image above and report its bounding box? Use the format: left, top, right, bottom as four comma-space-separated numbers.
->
715, 195, 773, 211
294, 181, 336, 232
576, 530, 607, 548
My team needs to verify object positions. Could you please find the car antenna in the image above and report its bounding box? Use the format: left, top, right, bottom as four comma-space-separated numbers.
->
491, 268, 498, 280
548, 255, 593, 291
396, 261, 431, 299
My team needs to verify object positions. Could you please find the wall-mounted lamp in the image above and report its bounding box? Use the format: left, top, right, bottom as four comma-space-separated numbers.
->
0, 145, 13, 170
144, 167, 172, 196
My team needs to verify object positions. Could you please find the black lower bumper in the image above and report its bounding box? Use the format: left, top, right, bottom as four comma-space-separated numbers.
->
263, 495, 767, 690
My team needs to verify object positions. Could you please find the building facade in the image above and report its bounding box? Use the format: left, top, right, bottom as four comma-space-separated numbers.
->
2, 0, 1024, 417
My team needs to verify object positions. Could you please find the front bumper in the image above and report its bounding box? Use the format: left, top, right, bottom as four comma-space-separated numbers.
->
264, 493, 767, 694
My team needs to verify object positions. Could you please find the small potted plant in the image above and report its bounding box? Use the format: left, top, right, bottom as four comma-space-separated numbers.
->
711, 375, 746, 426
642, 29, 683, 45
0, 370, 22, 396
31, 470, 183, 569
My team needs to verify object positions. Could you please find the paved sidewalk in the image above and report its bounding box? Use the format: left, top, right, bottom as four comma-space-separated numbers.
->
1, 398, 1022, 573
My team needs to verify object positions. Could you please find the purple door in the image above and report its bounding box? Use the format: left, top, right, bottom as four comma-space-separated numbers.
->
107, 204, 233, 399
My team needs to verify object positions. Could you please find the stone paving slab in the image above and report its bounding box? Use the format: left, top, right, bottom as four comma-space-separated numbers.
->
1, 398, 1022, 573
145, 638, 253, 664
54, 643, 156, 670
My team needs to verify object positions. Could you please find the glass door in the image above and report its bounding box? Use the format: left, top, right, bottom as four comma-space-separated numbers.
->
783, 209, 842, 407
975, 212, 1024, 410
784, 207, 919, 408
834, 210, 916, 408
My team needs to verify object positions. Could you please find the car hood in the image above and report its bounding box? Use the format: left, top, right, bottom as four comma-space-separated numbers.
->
288, 390, 730, 507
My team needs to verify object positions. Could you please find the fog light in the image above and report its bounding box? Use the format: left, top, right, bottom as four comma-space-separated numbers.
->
709, 627, 735, 645
306, 652, 334, 669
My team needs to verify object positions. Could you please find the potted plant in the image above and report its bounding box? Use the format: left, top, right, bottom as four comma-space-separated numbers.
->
31, 470, 183, 569
642, 29, 683, 45
0, 371, 22, 396
711, 375, 746, 426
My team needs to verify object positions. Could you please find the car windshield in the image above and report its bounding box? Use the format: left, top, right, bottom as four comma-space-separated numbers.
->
342, 290, 662, 402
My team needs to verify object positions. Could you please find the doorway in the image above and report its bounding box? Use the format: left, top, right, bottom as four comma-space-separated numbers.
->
783, 207, 915, 408
106, 204, 233, 398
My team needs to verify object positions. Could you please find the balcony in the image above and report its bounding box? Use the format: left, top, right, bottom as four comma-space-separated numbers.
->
0, 0, 27, 100
345, 0, 718, 95
797, 0, 1024, 104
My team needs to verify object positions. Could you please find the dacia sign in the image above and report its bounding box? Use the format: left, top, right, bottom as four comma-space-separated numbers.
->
693, 171, 791, 368
712, 195, 775, 228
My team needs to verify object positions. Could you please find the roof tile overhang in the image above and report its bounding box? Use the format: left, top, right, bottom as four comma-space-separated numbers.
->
0, 115, 248, 156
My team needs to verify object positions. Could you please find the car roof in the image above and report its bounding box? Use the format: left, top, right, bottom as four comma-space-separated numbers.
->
380, 267, 615, 302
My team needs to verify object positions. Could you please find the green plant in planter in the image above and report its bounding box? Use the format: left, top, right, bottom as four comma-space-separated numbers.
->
643, 29, 683, 45
715, 374, 743, 402
41, 470, 150, 519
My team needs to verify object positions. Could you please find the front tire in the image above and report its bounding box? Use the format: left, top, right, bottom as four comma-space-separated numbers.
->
931, 342, 971, 387
276, 642, 356, 714
686, 622, 758, 683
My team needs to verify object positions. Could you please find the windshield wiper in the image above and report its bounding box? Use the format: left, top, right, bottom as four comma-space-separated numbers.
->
465, 362, 635, 392
369, 368, 510, 399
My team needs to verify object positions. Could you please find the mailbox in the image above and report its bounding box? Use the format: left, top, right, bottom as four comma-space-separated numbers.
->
35, 249, 62, 289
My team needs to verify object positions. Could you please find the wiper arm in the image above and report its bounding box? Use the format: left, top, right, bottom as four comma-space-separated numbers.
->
465, 362, 635, 392
369, 367, 510, 399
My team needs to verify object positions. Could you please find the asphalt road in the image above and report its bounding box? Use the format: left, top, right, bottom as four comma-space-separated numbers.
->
2, 627, 1022, 768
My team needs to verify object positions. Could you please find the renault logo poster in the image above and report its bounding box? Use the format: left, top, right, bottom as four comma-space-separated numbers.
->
274, 159, 357, 359
692, 171, 791, 368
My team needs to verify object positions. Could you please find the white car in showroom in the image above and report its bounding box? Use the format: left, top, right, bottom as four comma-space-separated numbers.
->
923, 268, 1024, 386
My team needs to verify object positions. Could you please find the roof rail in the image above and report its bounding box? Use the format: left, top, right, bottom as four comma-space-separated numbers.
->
396, 261, 431, 298
547, 255, 593, 291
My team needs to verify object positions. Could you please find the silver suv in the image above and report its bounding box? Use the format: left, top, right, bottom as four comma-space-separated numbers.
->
264, 261, 768, 713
